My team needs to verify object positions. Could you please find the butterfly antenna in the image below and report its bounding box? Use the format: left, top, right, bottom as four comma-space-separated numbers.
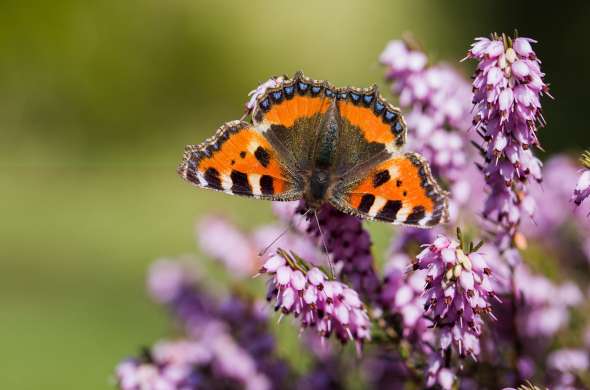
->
258, 208, 312, 257
313, 210, 335, 279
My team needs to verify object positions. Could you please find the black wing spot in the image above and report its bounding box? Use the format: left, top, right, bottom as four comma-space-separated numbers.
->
260, 175, 274, 195
358, 194, 375, 213
377, 200, 402, 221
403, 191, 407, 197
230, 170, 252, 195
240, 151, 247, 158
396, 180, 402, 187
204, 167, 222, 190
373, 170, 390, 187
254, 146, 271, 168
406, 206, 426, 224
230, 160, 235, 165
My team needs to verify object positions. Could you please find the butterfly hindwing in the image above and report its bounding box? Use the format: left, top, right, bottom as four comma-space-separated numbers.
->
331, 152, 449, 227
178, 120, 302, 200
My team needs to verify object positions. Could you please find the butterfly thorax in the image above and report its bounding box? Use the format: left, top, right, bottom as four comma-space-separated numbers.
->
304, 101, 340, 209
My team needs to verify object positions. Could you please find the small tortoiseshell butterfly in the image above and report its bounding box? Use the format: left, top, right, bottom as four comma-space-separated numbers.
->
178, 71, 448, 227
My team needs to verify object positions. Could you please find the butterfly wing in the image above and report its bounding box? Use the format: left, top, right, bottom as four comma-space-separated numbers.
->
179, 72, 338, 201
251, 71, 334, 172
335, 85, 406, 154
178, 120, 302, 200
330, 152, 449, 227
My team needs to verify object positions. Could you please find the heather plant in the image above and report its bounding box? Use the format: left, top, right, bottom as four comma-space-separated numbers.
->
115, 33, 590, 390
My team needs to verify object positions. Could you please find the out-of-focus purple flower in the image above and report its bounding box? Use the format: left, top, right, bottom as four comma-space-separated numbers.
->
144, 260, 291, 388
296, 359, 346, 390
425, 353, 455, 390
514, 267, 582, 338
518, 155, 590, 265
547, 349, 589, 390
148, 259, 195, 304
380, 41, 471, 132
258, 250, 371, 352
380, 40, 473, 212
521, 156, 580, 236
380, 254, 430, 340
466, 33, 549, 250
197, 216, 260, 276
253, 224, 323, 268
272, 201, 380, 302
362, 352, 411, 390
517, 356, 535, 380
413, 234, 496, 359
547, 349, 589, 373
115, 328, 271, 390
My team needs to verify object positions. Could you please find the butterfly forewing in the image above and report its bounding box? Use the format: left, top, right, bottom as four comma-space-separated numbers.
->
178, 120, 302, 200
251, 72, 334, 172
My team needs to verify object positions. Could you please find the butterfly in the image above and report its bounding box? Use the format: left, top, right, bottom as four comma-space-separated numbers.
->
178, 71, 448, 227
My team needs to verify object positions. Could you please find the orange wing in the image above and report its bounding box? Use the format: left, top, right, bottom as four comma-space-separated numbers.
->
336, 86, 407, 152
178, 121, 302, 200
331, 153, 448, 227
252, 71, 333, 129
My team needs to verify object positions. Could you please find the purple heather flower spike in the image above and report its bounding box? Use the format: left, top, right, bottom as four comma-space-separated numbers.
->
258, 250, 371, 351
115, 332, 272, 390
413, 234, 495, 359
272, 201, 380, 302
466, 33, 549, 249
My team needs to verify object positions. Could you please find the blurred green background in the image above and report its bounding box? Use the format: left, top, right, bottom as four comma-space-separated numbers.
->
1, 1, 588, 388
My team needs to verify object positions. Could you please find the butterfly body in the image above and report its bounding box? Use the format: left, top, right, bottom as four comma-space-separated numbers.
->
179, 72, 448, 227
